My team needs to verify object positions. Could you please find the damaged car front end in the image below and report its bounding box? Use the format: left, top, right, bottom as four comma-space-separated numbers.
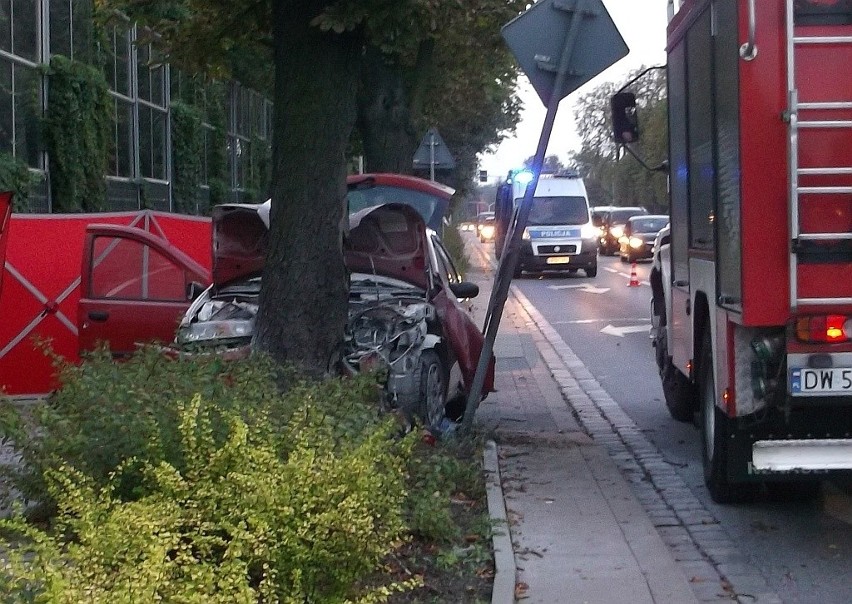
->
176, 199, 493, 431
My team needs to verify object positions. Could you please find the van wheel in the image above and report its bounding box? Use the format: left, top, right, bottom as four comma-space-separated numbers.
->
585, 266, 597, 278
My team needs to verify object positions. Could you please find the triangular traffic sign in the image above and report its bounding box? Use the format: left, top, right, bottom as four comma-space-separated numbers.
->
413, 128, 456, 169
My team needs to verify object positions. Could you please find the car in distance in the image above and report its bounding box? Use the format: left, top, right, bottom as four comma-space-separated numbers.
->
619, 215, 669, 263
478, 214, 496, 242
599, 206, 648, 255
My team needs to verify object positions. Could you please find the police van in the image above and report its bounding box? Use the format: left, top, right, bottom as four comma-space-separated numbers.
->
495, 170, 597, 278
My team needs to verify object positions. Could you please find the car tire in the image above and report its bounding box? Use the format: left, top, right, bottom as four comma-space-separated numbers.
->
513, 264, 523, 279
585, 266, 597, 278
656, 324, 695, 422
418, 350, 448, 432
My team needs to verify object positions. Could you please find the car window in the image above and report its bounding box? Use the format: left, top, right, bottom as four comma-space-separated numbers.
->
608, 209, 646, 224
347, 185, 440, 227
630, 217, 668, 233
90, 236, 186, 301
431, 235, 461, 285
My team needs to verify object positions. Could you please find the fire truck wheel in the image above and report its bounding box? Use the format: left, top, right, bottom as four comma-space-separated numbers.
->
699, 332, 750, 503
656, 325, 695, 422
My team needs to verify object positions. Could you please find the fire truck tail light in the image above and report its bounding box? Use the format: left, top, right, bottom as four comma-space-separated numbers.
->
795, 315, 850, 343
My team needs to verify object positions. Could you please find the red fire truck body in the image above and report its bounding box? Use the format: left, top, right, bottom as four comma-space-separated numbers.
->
650, 0, 852, 502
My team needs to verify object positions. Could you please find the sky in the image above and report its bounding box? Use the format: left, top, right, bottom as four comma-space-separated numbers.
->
477, 0, 669, 182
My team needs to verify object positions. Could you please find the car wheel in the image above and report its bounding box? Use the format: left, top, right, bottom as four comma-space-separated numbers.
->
419, 350, 448, 431
585, 266, 597, 278
513, 263, 523, 278
656, 324, 695, 422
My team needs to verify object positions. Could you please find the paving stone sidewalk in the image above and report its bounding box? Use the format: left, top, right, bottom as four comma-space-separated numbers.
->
463, 240, 777, 604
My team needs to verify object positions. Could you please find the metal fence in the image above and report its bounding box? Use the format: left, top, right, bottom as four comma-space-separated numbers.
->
0, 0, 272, 213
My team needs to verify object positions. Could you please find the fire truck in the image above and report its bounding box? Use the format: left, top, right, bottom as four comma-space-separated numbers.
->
613, 0, 852, 502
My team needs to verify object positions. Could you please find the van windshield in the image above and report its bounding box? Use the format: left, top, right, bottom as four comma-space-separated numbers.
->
525, 196, 589, 226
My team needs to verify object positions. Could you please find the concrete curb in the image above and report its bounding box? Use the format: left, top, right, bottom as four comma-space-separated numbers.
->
483, 440, 516, 604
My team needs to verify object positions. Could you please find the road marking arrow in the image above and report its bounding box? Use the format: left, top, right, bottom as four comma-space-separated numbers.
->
600, 324, 652, 337
547, 284, 611, 294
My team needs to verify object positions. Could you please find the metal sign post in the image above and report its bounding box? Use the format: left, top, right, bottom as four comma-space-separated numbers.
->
460, 0, 629, 433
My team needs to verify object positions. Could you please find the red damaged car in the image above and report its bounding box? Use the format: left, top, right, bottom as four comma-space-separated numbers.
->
175, 200, 493, 431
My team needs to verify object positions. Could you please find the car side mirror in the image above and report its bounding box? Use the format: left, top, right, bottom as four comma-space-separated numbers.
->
450, 281, 479, 300
611, 92, 639, 144
186, 281, 206, 301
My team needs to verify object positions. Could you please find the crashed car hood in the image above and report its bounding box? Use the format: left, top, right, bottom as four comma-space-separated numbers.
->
345, 203, 429, 291
211, 200, 429, 290
212, 200, 270, 285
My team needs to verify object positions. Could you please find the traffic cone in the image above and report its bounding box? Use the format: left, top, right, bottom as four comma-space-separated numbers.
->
628, 261, 640, 287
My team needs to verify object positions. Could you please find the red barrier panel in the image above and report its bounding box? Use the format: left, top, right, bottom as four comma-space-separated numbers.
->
0, 192, 11, 299
0, 211, 211, 397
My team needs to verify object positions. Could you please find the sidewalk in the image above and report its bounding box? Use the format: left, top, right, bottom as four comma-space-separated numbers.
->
465, 242, 703, 604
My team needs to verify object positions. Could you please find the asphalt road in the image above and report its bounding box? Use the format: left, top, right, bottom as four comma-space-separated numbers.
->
482, 242, 852, 604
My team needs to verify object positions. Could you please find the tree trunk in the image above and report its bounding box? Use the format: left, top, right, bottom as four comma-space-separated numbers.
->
356, 47, 419, 174
253, 0, 361, 377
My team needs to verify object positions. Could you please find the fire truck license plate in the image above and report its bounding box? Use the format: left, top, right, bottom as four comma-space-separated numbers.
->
546, 256, 570, 265
790, 368, 852, 395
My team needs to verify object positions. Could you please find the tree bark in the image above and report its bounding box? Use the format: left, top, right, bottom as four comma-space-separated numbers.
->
356, 46, 420, 174
254, 0, 361, 377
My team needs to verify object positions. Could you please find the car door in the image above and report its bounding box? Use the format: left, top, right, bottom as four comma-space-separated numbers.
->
429, 234, 494, 393
0, 191, 11, 299
78, 225, 211, 357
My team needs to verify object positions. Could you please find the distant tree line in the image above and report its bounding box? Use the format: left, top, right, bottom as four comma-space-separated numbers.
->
568, 67, 668, 212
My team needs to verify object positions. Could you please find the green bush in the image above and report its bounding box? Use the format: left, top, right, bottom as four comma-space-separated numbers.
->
0, 345, 490, 601
0, 346, 384, 513
0, 396, 417, 603
0, 152, 39, 212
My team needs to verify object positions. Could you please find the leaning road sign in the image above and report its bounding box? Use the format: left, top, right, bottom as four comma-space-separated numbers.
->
461, 0, 630, 432
501, 0, 629, 105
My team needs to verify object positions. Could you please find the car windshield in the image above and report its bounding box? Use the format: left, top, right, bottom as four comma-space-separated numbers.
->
526, 196, 589, 226
631, 217, 668, 233
609, 209, 646, 224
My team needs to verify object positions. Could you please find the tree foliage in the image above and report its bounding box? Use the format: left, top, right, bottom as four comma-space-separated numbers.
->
568, 67, 668, 211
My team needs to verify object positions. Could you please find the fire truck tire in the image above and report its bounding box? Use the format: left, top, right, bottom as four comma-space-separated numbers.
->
656, 325, 695, 422
699, 332, 750, 503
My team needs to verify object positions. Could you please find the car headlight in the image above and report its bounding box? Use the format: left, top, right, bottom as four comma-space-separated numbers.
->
522, 228, 531, 240
480, 225, 495, 239
580, 223, 597, 240
629, 236, 644, 249
177, 319, 255, 344
610, 225, 624, 239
